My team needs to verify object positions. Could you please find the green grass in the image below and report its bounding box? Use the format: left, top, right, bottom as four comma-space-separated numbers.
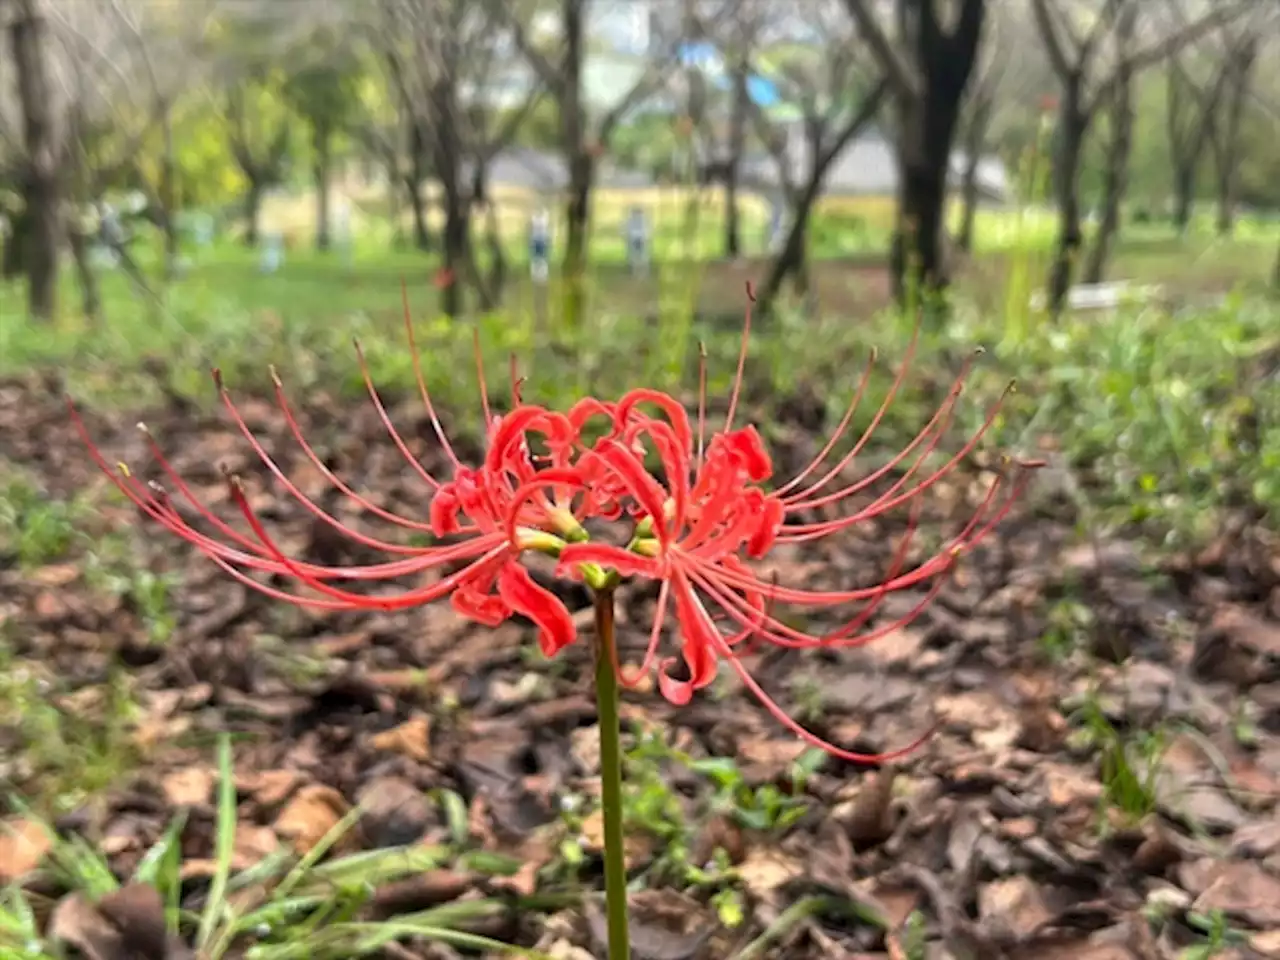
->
2, 203, 1280, 952
1, 737, 570, 959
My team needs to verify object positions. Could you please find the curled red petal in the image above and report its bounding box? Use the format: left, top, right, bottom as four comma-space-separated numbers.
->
452, 564, 510, 627
725, 425, 772, 481
498, 562, 577, 657
591, 439, 672, 543
430, 488, 463, 536
612, 388, 694, 456
746, 495, 786, 559
661, 573, 720, 706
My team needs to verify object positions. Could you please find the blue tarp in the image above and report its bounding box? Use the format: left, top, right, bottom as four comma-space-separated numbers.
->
676, 41, 779, 107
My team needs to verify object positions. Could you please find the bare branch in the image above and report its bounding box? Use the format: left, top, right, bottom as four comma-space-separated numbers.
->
840, 0, 919, 98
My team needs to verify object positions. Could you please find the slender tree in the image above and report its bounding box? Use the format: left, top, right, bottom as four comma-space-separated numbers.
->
843, 0, 987, 308
1032, 0, 1249, 314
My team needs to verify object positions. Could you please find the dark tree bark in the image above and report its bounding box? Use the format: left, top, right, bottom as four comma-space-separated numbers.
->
506, 0, 672, 334
65, 225, 100, 321
1084, 5, 1136, 284
1171, 162, 1197, 233
722, 56, 749, 259
1165, 57, 1224, 236
750, 83, 888, 317
10, 0, 61, 320
427, 69, 471, 319
1046, 79, 1088, 314
955, 93, 992, 253
2, 207, 27, 279
406, 125, 432, 252
226, 87, 290, 248
1034, 0, 1249, 315
159, 100, 179, 277
557, 0, 590, 330
845, 0, 986, 308
242, 179, 263, 248
313, 120, 332, 251
1210, 37, 1258, 238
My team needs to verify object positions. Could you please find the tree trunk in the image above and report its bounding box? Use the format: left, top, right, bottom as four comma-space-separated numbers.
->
1172, 164, 1195, 234
754, 189, 815, 317
723, 175, 741, 259
562, 150, 593, 333
723, 59, 748, 259
1047, 96, 1088, 316
893, 97, 962, 307
66, 225, 100, 321
11, 0, 60, 320
1084, 12, 1135, 286
313, 122, 332, 251
383, 153, 403, 247
406, 176, 429, 251
1, 208, 27, 279
955, 97, 991, 254
1212, 40, 1256, 239
888, 0, 985, 310
243, 179, 262, 247
159, 100, 179, 278
440, 197, 468, 318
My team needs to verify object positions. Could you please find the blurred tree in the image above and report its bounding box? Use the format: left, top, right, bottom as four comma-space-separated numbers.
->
283, 29, 362, 251
1032, 0, 1248, 315
844, 0, 987, 310
8, 0, 62, 319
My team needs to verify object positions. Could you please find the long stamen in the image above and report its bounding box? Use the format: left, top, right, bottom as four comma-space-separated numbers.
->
401, 278, 461, 471
781, 380, 1014, 541
135, 416, 272, 559
689, 577, 936, 764
696, 340, 708, 470
353, 338, 441, 491
777, 346, 876, 497
473, 327, 492, 428
269, 368, 455, 534
510, 354, 525, 406
608, 579, 671, 689
134, 472, 496, 581
216, 372, 446, 556
225, 471, 508, 610
781, 324, 927, 506
724, 282, 753, 433
785, 349, 981, 512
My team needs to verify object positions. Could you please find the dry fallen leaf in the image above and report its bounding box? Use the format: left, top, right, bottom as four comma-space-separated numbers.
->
736, 848, 805, 901
161, 766, 216, 807
1193, 862, 1280, 929
0, 818, 51, 883
274, 783, 350, 854
369, 713, 433, 762
978, 876, 1053, 941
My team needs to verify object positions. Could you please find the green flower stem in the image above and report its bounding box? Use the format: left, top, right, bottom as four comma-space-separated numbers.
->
591, 586, 630, 960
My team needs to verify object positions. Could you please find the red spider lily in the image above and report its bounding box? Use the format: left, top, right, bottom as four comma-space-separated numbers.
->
67, 285, 588, 660
543, 286, 1042, 762
69, 281, 1041, 766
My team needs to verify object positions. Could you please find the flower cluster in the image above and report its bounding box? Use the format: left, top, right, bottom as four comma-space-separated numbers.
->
71, 284, 1040, 763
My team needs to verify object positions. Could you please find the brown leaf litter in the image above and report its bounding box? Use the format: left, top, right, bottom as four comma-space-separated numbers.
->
3, 377, 1280, 958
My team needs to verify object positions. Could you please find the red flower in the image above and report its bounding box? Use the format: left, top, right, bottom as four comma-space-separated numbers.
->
1039, 93, 1059, 114
433, 267, 456, 290
540, 287, 1040, 762
70, 281, 1040, 766
68, 284, 587, 660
